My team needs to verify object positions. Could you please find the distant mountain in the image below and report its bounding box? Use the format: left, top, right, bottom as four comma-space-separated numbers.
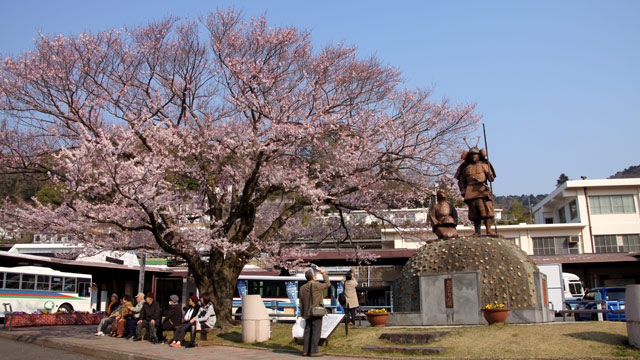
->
609, 165, 640, 179
494, 194, 547, 210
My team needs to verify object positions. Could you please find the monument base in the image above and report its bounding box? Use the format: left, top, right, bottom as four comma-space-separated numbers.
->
390, 271, 553, 326
394, 236, 554, 325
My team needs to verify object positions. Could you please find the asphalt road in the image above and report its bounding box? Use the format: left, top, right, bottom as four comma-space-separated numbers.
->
0, 337, 99, 359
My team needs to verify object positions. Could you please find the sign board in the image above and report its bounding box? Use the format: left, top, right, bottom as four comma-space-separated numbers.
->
292, 314, 345, 340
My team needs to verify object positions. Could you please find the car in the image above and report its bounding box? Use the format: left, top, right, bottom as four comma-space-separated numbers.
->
574, 287, 626, 321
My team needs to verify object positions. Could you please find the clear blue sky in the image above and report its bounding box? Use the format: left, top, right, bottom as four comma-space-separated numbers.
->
1, 0, 638, 196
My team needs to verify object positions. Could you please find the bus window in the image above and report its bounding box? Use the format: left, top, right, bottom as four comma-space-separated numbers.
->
21, 274, 36, 290
0, 272, 4, 288
63, 277, 76, 293
247, 280, 260, 295
263, 280, 286, 298
37, 275, 50, 291
51, 276, 63, 291
5, 273, 20, 289
77, 280, 91, 297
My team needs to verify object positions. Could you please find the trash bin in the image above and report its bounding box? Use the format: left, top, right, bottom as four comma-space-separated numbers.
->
627, 284, 640, 349
241, 294, 270, 343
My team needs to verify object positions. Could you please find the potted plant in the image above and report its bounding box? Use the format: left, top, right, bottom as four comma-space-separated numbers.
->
365, 308, 389, 327
482, 304, 509, 325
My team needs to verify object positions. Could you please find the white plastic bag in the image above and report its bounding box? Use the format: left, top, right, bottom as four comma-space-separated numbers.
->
292, 317, 305, 339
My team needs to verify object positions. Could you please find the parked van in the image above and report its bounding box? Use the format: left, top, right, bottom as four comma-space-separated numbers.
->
563, 273, 584, 300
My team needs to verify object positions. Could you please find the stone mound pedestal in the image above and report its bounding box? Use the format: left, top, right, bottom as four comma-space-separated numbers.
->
390, 236, 553, 325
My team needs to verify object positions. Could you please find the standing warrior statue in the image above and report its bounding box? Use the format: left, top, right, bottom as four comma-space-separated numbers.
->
455, 139, 497, 236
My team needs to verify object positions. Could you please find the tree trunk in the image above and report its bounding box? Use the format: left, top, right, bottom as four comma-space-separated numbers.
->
188, 249, 246, 331
209, 252, 245, 330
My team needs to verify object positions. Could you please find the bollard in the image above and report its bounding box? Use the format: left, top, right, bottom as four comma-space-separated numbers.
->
241, 295, 270, 343
627, 284, 640, 349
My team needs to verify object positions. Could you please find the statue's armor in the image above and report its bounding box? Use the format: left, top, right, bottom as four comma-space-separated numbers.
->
461, 162, 494, 200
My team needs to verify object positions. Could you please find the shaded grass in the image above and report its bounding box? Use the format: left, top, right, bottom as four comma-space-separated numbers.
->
190, 322, 640, 358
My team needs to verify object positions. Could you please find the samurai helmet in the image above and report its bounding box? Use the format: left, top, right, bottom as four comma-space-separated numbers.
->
461, 136, 482, 159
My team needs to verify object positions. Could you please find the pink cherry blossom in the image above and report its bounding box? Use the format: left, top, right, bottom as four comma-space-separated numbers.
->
0, 10, 479, 328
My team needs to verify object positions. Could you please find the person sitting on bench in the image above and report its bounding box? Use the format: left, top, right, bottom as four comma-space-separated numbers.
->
157, 294, 182, 343
134, 292, 162, 343
169, 295, 200, 348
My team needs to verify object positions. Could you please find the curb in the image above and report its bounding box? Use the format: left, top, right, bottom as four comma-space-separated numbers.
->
0, 330, 158, 360
0, 328, 418, 360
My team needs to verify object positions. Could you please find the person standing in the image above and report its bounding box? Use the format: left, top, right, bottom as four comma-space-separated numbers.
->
134, 292, 162, 343
299, 267, 330, 357
343, 270, 359, 326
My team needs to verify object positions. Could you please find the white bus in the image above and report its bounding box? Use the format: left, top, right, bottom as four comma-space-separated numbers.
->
0, 266, 93, 315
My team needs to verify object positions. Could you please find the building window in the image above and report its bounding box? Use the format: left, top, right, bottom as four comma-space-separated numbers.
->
595, 234, 640, 253
533, 236, 578, 255
533, 237, 555, 255
589, 195, 636, 214
558, 208, 567, 223
623, 234, 640, 252
594, 235, 618, 253
569, 200, 578, 220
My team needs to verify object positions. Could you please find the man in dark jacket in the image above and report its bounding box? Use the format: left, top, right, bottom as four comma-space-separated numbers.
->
156, 294, 182, 342
299, 268, 330, 357
134, 292, 162, 343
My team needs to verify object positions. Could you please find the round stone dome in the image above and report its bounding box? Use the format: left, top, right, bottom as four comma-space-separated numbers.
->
395, 236, 540, 312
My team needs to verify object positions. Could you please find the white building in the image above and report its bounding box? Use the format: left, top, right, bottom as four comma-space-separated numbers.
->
532, 178, 640, 255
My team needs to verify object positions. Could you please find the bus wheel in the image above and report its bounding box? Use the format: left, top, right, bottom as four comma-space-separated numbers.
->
58, 303, 73, 313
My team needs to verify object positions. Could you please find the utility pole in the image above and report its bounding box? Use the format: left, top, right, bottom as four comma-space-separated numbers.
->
528, 195, 534, 223
138, 253, 146, 294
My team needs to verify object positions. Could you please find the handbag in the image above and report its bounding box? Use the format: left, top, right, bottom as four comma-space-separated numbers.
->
310, 283, 328, 317
338, 292, 347, 307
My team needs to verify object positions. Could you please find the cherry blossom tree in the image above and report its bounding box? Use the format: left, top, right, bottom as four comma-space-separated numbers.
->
0, 10, 479, 328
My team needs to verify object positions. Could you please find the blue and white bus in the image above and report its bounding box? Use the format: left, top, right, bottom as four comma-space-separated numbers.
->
232, 274, 345, 320
0, 266, 93, 315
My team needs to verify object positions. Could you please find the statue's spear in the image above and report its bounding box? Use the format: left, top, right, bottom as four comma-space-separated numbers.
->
482, 123, 499, 235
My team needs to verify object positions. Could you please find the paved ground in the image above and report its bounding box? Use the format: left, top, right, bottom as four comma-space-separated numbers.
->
0, 337, 100, 359
0, 325, 357, 360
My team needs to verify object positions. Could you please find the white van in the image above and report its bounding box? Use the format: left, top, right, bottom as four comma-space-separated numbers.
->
562, 272, 584, 310
563, 272, 584, 300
